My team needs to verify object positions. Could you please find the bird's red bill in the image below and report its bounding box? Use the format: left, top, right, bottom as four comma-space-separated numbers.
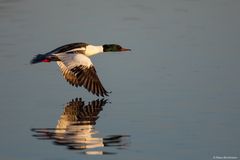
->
121, 48, 131, 51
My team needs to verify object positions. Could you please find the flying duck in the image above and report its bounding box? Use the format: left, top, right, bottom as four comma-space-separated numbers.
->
30, 42, 131, 97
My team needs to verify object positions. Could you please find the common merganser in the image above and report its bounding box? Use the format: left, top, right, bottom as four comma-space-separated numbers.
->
30, 42, 131, 97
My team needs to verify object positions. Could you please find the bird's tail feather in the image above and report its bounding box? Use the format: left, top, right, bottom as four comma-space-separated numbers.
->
30, 54, 49, 64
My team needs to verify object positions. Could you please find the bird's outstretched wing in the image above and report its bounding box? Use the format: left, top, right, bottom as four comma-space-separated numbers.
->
56, 52, 109, 97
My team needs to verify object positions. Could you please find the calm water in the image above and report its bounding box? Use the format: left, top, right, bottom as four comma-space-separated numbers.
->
0, 0, 240, 159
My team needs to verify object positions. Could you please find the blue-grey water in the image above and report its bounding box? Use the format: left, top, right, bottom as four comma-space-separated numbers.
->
0, 0, 240, 159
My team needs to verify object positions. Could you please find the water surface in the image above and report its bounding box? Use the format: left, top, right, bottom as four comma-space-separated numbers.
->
0, 0, 240, 160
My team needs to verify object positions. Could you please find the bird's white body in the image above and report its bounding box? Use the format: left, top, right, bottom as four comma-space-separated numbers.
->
85, 45, 104, 57
56, 52, 93, 68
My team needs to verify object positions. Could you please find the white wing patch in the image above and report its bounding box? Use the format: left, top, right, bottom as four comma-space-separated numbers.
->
56, 57, 109, 97
55, 52, 93, 69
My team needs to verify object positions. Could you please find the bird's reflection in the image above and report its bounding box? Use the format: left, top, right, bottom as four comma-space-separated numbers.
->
31, 98, 130, 155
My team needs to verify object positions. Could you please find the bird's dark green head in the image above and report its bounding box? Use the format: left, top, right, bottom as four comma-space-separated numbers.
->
103, 44, 131, 52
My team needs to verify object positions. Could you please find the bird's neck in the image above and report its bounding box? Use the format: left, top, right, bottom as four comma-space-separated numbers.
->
85, 45, 103, 57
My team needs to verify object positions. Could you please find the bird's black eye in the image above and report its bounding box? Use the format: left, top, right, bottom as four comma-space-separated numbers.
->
116, 45, 122, 50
